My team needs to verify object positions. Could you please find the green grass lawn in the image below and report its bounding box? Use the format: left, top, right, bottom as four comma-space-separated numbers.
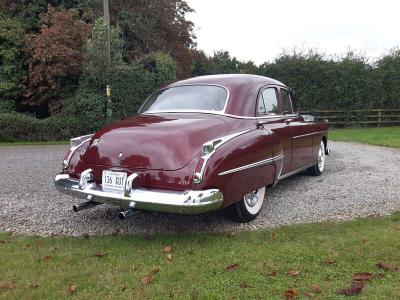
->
330, 127, 400, 148
1, 213, 400, 299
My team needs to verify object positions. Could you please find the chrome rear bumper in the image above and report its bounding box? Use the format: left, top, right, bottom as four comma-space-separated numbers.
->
54, 174, 223, 214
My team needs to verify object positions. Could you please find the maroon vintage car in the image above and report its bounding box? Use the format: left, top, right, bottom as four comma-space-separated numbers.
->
54, 74, 329, 222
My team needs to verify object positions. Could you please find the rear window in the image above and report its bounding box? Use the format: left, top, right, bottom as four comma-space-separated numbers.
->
139, 85, 228, 113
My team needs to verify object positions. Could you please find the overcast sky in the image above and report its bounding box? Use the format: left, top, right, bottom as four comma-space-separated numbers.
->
187, 0, 399, 64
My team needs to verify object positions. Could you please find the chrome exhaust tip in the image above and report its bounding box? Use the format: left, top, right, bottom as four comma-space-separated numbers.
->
73, 200, 101, 212
118, 209, 138, 220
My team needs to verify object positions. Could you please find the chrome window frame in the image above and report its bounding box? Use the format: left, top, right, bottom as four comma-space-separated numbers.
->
257, 86, 280, 117
140, 83, 302, 120
138, 84, 230, 114
280, 87, 294, 115
142, 110, 299, 120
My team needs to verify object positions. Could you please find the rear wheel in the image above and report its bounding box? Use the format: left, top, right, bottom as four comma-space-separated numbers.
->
308, 140, 325, 176
224, 187, 266, 222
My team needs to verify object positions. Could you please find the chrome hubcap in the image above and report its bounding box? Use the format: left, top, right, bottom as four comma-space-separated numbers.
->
244, 189, 259, 207
318, 142, 325, 172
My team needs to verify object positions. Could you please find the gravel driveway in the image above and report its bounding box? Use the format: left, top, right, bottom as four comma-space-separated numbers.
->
0, 141, 399, 236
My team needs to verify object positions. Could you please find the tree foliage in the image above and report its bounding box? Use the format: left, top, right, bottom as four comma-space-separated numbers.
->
83, 17, 123, 83
375, 49, 400, 108
0, 14, 25, 111
109, 0, 195, 78
23, 5, 90, 113
258, 50, 382, 110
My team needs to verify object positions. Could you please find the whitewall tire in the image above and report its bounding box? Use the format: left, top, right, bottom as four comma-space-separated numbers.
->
225, 187, 266, 222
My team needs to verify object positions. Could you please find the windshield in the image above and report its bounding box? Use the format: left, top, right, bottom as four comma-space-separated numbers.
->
139, 85, 228, 113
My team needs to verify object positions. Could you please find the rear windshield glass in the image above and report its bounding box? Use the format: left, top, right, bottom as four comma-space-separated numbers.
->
139, 85, 228, 113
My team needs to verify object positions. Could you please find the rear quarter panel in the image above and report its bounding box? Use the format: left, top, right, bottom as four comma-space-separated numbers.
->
199, 129, 280, 208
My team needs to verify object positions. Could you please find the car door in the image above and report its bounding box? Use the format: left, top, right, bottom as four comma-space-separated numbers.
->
280, 88, 315, 171
256, 86, 292, 175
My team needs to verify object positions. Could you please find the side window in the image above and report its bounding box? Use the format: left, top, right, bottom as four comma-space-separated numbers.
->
257, 94, 266, 114
281, 89, 293, 114
262, 88, 279, 115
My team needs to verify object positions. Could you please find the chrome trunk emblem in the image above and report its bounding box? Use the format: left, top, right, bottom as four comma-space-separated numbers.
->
92, 138, 100, 146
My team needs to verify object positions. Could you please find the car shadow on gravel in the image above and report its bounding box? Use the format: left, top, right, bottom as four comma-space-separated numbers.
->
70, 170, 316, 236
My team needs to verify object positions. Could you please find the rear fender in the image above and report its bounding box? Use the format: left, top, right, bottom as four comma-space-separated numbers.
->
200, 130, 281, 207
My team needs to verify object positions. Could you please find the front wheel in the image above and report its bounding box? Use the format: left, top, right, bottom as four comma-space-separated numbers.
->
224, 187, 266, 222
308, 140, 325, 176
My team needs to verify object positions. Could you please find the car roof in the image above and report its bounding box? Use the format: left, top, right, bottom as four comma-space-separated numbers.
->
166, 74, 287, 117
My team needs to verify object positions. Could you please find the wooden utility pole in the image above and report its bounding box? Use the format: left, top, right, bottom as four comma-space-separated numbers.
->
104, 0, 112, 117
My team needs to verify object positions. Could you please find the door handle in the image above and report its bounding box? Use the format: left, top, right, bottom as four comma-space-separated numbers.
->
257, 121, 267, 129
285, 118, 294, 125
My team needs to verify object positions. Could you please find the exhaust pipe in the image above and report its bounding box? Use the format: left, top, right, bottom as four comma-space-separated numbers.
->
73, 200, 101, 212
119, 209, 138, 220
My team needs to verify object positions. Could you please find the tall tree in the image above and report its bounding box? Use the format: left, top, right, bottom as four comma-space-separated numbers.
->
0, 14, 25, 111
110, 0, 196, 78
23, 5, 90, 114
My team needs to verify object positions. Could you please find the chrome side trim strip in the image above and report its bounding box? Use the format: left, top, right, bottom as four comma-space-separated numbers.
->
219, 153, 284, 176
278, 162, 315, 180
292, 131, 328, 139
142, 110, 295, 120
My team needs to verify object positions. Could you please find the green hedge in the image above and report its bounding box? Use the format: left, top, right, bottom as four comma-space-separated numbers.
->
1, 52, 177, 142
0, 113, 85, 142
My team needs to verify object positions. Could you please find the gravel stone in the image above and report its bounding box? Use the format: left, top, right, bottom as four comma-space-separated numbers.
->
0, 141, 399, 236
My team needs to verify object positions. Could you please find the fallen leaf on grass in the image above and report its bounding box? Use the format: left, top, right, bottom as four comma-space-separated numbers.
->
34, 240, 43, 246
239, 282, 251, 289
321, 258, 336, 265
303, 292, 314, 298
152, 267, 161, 275
284, 288, 297, 299
226, 263, 239, 272
367, 213, 379, 218
112, 229, 121, 236
267, 271, 277, 276
140, 275, 154, 286
169, 290, 177, 298
338, 283, 364, 296
227, 232, 235, 238
163, 245, 172, 253
68, 284, 77, 294
143, 235, 155, 241
166, 254, 173, 262
0, 281, 15, 290
376, 262, 399, 271
288, 270, 300, 277
29, 283, 39, 289
352, 272, 374, 282
310, 284, 321, 293
190, 288, 199, 300
42, 255, 51, 261
92, 252, 108, 258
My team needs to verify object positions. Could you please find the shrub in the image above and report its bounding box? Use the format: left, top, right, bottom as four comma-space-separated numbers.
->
0, 113, 83, 142
61, 88, 107, 133
107, 53, 176, 120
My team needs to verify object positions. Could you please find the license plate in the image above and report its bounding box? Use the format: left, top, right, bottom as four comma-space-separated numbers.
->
102, 170, 127, 194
